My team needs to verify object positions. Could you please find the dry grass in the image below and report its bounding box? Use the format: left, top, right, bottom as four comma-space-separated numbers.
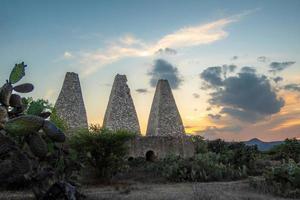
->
84, 180, 294, 200
0, 180, 295, 200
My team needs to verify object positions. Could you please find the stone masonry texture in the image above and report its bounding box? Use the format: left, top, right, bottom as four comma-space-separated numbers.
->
55, 72, 88, 131
146, 79, 185, 136
127, 136, 195, 159
103, 74, 141, 134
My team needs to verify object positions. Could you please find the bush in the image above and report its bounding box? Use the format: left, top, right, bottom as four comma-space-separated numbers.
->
191, 135, 208, 154
50, 108, 68, 132
153, 153, 247, 182
23, 97, 52, 116
68, 126, 135, 180
207, 139, 228, 154
207, 139, 260, 175
228, 142, 260, 175
268, 138, 300, 163
23, 97, 68, 131
250, 160, 300, 198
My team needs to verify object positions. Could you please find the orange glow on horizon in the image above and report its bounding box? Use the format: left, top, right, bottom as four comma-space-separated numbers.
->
270, 118, 300, 131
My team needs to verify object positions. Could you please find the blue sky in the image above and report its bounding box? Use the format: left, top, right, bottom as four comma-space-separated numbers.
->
1, 0, 300, 141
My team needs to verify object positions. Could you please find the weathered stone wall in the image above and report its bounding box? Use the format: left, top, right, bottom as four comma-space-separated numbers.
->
103, 74, 141, 134
146, 80, 185, 137
54, 72, 88, 131
127, 136, 195, 159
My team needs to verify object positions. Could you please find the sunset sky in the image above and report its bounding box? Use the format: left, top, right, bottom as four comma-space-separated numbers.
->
1, 0, 299, 141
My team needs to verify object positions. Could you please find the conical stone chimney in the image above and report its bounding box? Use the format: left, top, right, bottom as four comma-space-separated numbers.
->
55, 72, 88, 131
103, 74, 140, 134
146, 79, 185, 136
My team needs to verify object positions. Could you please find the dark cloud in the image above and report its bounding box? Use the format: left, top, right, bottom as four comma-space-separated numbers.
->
195, 125, 242, 139
240, 66, 256, 74
272, 76, 283, 83
228, 65, 237, 72
201, 66, 285, 123
135, 88, 149, 93
156, 47, 177, 55
257, 56, 268, 63
220, 107, 264, 123
193, 93, 200, 99
269, 61, 296, 72
219, 125, 242, 132
200, 65, 237, 89
222, 64, 237, 78
218, 73, 284, 115
284, 83, 300, 92
148, 59, 183, 89
200, 66, 223, 87
208, 114, 221, 120
231, 56, 238, 60
206, 107, 212, 111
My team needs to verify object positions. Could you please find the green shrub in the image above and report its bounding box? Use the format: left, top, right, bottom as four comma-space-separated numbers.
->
24, 97, 52, 116
50, 108, 68, 132
207, 139, 260, 175
265, 160, 300, 189
153, 152, 247, 182
23, 97, 68, 131
68, 126, 135, 180
191, 135, 208, 154
229, 142, 260, 175
207, 139, 228, 154
268, 138, 300, 163
192, 152, 247, 181
250, 160, 300, 198
136, 139, 260, 183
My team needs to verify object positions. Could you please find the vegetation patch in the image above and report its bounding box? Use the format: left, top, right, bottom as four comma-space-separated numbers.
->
68, 125, 135, 181
249, 139, 300, 198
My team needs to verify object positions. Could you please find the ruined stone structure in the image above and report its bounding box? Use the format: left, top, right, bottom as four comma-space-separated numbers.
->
55, 72, 194, 158
146, 80, 185, 136
55, 72, 88, 131
103, 74, 141, 134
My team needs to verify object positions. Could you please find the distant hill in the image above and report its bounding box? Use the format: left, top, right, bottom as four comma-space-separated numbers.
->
244, 138, 283, 151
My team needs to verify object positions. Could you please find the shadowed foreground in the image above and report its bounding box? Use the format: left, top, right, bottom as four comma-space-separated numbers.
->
0, 180, 294, 200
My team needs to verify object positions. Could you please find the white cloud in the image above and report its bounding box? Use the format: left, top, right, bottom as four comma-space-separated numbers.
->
118, 34, 145, 46
153, 18, 231, 49
63, 51, 73, 59
75, 10, 256, 77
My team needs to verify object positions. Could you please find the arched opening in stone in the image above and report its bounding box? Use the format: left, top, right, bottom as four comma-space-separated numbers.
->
128, 157, 134, 161
145, 150, 155, 162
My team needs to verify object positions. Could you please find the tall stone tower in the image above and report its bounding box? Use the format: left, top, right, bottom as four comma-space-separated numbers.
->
146, 80, 185, 136
103, 74, 140, 134
55, 72, 88, 131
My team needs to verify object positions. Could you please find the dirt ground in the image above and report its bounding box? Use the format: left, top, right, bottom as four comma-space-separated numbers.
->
0, 180, 295, 200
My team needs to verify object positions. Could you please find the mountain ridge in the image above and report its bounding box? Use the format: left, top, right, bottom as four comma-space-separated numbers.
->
244, 138, 283, 151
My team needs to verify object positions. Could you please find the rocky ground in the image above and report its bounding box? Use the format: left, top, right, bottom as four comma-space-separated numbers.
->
0, 180, 294, 200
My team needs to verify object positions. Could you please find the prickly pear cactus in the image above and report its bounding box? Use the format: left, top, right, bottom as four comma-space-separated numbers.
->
0, 63, 83, 199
